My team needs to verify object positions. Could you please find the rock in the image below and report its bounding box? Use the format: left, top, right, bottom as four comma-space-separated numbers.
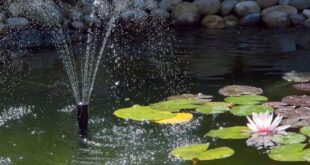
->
263, 11, 290, 28
81, 4, 93, 15
83, 15, 99, 25
290, 0, 310, 10
133, 0, 158, 10
70, 10, 82, 21
193, 0, 221, 15
121, 9, 149, 24
255, 0, 279, 8
303, 9, 310, 18
289, 13, 306, 25
8, 0, 63, 26
240, 13, 262, 25
305, 18, 310, 28
150, 8, 170, 20
7, 17, 30, 28
221, 0, 238, 16
0, 13, 6, 22
159, 0, 182, 11
71, 21, 87, 30
201, 15, 226, 29
262, 5, 298, 16
224, 15, 239, 27
172, 2, 201, 26
81, 0, 94, 5
279, 0, 291, 5
0, 23, 8, 34
235, 1, 261, 17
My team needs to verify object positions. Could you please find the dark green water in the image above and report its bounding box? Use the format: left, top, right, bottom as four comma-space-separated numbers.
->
0, 28, 310, 165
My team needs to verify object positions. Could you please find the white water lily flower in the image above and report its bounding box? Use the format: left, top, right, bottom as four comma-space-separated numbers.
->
246, 112, 290, 135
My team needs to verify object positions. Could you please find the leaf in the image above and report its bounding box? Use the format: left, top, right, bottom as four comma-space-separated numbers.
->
230, 105, 274, 116
218, 85, 263, 97
114, 105, 176, 121
154, 113, 193, 124
171, 144, 234, 160
150, 99, 203, 112
300, 126, 310, 137
268, 143, 310, 162
203, 102, 233, 108
207, 126, 251, 139
224, 95, 268, 105
196, 105, 230, 114
282, 95, 310, 107
167, 93, 212, 102
271, 133, 306, 144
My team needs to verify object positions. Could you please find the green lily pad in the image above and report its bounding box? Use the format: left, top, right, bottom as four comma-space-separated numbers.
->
268, 143, 310, 162
196, 105, 230, 114
114, 105, 176, 121
300, 126, 310, 137
150, 99, 203, 112
230, 105, 274, 116
271, 133, 307, 144
224, 95, 268, 105
207, 126, 251, 139
171, 144, 234, 160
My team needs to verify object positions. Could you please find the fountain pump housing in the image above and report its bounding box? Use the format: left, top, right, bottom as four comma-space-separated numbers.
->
77, 103, 89, 137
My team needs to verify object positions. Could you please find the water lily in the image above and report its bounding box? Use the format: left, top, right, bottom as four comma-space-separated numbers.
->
246, 112, 290, 135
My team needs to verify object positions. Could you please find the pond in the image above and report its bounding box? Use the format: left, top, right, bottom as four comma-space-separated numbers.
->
0, 27, 310, 165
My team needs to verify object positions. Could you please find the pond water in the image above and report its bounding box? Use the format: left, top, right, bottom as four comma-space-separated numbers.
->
0, 27, 310, 165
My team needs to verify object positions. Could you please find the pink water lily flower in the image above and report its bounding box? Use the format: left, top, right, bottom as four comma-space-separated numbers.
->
246, 112, 290, 135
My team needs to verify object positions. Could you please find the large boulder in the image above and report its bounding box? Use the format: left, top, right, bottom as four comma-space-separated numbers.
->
0, 13, 6, 22
221, 0, 238, 16
201, 15, 226, 28
262, 5, 298, 16
263, 11, 290, 28
255, 0, 279, 8
240, 13, 262, 25
290, 0, 310, 10
224, 15, 239, 27
279, 0, 291, 5
159, 0, 182, 11
304, 18, 310, 28
172, 2, 201, 26
121, 9, 149, 24
8, 0, 63, 26
235, 1, 261, 17
303, 9, 310, 18
193, 0, 221, 15
7, 17, 30, 29
133, 0, 158, 11
289, 13, 306, 25
150, 8, 170, 20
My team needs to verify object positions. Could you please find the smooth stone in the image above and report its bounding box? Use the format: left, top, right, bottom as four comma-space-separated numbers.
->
235, 1, 261, 17
0, 23, 7, 34
150, 8, 170, 20
304, 18, 310, 28
221, 0, 238, 16
289, 13, 306, 25
201, 15, 226, 29
121, 9, 149, 23
83, 15, 99, 25
71, 21, 87, 30
290, 0, 310, 10
193, 0, 221, 15
263, 11, 290, 28
303, 9, 310, 18
279, 0, 291, 5
0, 13, 6, 22
70, 10, 82, 21
7, 17, 30, 28
133, 0, 158, 10
262, 5, 298, 16
255, 0, 279, 8
224, 15, 239, 27
159, 0, 182, 11
81, 0, 94, 5
240, 13, 262, 25
172, 2, 201, 26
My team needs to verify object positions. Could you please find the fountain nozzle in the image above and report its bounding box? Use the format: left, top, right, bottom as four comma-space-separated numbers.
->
77, 103, 89, 137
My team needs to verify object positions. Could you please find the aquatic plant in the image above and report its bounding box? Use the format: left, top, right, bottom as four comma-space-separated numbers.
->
283, 71, 310, 83
282, 95, 310, 107
293, 83, 310, 92
166, 93, 213, 102
224, 95, 268, 105
218, 85, 263, 97
231, 105, 274, 116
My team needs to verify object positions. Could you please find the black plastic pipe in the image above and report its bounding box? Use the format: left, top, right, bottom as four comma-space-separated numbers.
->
77, 103, 89, 137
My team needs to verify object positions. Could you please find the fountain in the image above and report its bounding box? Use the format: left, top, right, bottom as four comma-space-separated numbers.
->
53, 0, 129, 136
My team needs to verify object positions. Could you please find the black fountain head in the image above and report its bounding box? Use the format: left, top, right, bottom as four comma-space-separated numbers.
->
77, 102, 89, 137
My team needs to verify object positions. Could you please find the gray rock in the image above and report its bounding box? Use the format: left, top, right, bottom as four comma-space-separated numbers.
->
0, 13, 6, 22
289, 13, 306, 25
150, 8, 170, 19
172, 2, 201, 26
290, 0, 310, 10
255, 0, 279, 8
303, 9, 310, 18
263, 11, 290, 28
0, 23, 7, 34
159, 0, 182, 11
7, 17, 30, 28
133, 0, 158, 10
235, 1, 261, 17
224, 15, 239, 27
240, 13, 262, 25
80, 4, 93, 15
304, 18, 310, 28
262, 5, 298, 16
221, 0, 238, 16
279, 0, 291, 5
193, 0, 221, 15
121, 9, 149, 23
70, 10, 82, 21
83, 15, 99, 25
71, 21, 87, 30
201, 15, 226, 29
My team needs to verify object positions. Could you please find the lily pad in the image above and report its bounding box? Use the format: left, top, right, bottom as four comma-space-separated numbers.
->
224, 95, 268, 105
268, 143, 310, 162
276, 106, 310, 118
281, 117, 310, 128
196, 105, 230, 114
171, 144, 234, 160
207, 126, 250, 139
167, 93, 213, 102
282, 95, 310, 107
219, 85, 263, 97
300, 126, 310, 137
150, 99, 203, 112
246, 134, 275, 148
230, 105, 274, 116
114, 105, 176, 121
154, 113, 193, 124
283, 71, 310, 83
262, 102, 288, 108
271, 133, 306, 144
203, 102, 233, 108
293, 83, 310, 92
